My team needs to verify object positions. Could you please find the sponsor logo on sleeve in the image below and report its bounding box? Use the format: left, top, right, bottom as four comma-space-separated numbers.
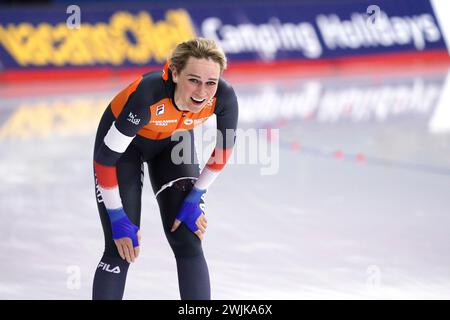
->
127, 112, 141, 125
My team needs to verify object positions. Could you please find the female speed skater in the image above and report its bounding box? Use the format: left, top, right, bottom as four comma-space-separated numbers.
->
92, 38, 238, 300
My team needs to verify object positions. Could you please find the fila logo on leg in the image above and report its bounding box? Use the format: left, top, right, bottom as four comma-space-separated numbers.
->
97, 262, 121, 273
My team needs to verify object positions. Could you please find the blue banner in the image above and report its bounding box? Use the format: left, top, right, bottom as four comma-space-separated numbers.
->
0, 0, 446, 70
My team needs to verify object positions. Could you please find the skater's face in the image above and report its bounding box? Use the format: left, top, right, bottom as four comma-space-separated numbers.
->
172, 57, 221, 113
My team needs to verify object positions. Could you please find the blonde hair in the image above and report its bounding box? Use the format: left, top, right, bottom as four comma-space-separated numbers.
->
169, 38, 227, 74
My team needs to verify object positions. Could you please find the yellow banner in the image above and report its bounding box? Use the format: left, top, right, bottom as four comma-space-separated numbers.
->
0, 9, 196, 66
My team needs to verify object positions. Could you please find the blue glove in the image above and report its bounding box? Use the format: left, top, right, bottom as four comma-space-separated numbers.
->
108, 208, 139, 247
171, 187, 206, 233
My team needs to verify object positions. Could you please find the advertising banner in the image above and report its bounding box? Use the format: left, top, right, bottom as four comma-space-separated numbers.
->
0, 0, 446, 71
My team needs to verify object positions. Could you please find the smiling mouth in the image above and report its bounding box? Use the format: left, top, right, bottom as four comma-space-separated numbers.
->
191, 97, 206, 105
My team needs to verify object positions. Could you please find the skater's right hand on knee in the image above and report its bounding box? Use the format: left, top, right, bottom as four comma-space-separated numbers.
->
109, 210, 141, 263
114, 230, 141, 263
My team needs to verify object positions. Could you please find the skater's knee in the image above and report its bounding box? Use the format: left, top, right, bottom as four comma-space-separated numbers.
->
166, 226, 203, 258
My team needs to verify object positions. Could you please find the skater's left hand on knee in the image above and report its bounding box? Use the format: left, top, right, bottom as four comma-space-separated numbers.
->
171, 187, 207, 239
